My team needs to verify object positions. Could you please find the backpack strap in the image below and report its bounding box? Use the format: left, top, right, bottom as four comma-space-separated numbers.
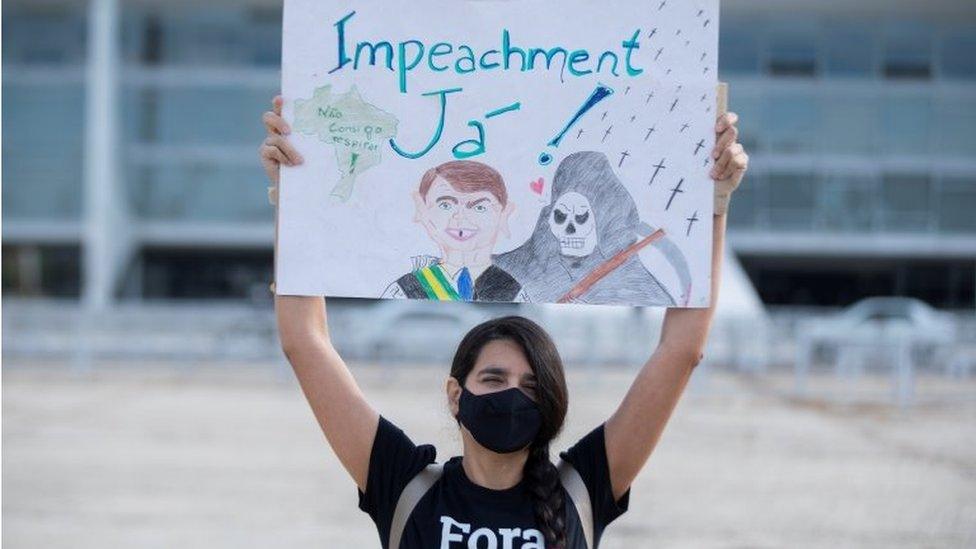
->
558, 459, 594, 549
388, 463, 443, 549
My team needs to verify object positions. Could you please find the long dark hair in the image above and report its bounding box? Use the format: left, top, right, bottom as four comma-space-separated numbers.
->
450, 315, 569, 548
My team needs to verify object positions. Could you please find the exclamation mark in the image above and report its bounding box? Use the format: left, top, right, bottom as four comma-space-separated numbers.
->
538, 84, 615, 165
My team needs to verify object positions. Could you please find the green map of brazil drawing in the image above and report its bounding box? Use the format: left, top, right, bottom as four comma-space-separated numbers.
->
293, 86, 398, 201
277, 0, 719, 307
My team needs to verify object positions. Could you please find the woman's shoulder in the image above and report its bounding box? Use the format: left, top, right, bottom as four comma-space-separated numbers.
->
437, 455, 464, 477
373, 415, 439, 465
559, 423, 608, 459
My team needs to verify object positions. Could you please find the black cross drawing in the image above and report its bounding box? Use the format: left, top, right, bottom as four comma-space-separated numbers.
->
703, 158, 710, 167
577, 128, 584, 139
618, 151, 630, 168
648, 28, 657, 39
697, 9, 704, 16
667, 68, 672, 74
680, 123, 690, 132
649, 158, 666, 185
704, 18, 710, 28
602, 125, 613, 143
644, 126, 657, 141
703, 66, 709, 74
676, 84, 683, 92
655, 47, 664, 61
685, 210, 699, 236
670, 98, 679, 112
694, 139, 705, 155
630, 115, 637, 122
666, 178, 684, 210
625, 86, 631, 95
676, 29, 682, 36
601, 111, 608, 121
701, 52, 707, 61
646, 91, 654, 104
700, 93, 707, 102
658, 0, 666, 9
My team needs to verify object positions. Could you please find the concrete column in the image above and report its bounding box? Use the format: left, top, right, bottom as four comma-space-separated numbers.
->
82, 0, 126, 311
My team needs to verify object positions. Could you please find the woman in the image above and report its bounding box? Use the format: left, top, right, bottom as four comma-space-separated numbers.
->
260, 95, 748, 548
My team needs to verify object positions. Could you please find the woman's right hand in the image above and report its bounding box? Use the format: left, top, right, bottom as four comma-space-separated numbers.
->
259, 95, 304, 186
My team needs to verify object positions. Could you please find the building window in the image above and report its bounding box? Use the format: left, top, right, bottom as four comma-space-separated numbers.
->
1, 7, 86, 65
936, 96, 976, 156
139, 248, 273, 299
766, 93, 820, 153
246, 7, 283, 66
818, 174, 878, 232
766, 22, 819, 77
719, 24, 761, 75
146, 7, 281, 67
129, 163, 273, 222
728, 172, 763, 229
824, 22, 877, 76
729, 94, 762, 153
883, 21, 933, 79
940, 27, 976, 79
741, 256, 976, 309
128, 86, 273, 145
1, 245, 81, 298
881, 173, 932, 231
939, 177, 976, 233
820, 95, 878, 154
2, 83, 86, 221
880, 95, 932, 155
767, 172, 817, 230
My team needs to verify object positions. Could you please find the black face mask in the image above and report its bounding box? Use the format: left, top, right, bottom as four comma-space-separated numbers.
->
456, 387, 542, 454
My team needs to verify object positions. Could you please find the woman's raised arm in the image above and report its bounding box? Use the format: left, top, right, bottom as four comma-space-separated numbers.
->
262, 96, 379, 491
604, 111, 748, 501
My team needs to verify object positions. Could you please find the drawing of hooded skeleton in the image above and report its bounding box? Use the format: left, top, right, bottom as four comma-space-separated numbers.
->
495, 151, 690, 306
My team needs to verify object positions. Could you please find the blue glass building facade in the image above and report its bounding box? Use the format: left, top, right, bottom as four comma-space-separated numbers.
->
2, 1, 974, 307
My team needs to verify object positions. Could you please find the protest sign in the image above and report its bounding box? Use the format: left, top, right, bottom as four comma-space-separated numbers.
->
277, 0, 719, 306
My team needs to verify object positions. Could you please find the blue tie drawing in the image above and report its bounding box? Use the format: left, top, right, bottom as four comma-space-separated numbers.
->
457, 267, 474, 301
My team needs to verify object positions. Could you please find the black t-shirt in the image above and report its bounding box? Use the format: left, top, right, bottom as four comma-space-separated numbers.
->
358, 416, 630, 548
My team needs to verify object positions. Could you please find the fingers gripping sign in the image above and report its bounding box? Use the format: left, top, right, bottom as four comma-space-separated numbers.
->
710, 84, 747, 216
261, 95, 305, 205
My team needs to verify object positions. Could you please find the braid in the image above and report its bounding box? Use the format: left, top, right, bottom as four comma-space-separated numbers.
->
525, 445, 566, 548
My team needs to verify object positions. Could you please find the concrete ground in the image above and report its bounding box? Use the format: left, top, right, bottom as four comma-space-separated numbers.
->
3, 361, 975, 548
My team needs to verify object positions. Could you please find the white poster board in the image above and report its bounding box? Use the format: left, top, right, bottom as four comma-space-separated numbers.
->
278, 0, 719, 307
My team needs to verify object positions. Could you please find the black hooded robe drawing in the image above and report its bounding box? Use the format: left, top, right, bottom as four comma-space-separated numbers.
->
494, 151, 676, 306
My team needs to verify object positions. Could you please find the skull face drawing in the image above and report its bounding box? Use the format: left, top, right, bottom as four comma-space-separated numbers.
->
494, 151, 680, 306
548, 191, 596, 257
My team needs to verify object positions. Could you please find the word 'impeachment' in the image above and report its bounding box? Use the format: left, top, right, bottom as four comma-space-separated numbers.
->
328, 11, 646, 93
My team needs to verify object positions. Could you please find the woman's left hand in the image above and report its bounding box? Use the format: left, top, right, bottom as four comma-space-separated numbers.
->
710, 111, 748, 215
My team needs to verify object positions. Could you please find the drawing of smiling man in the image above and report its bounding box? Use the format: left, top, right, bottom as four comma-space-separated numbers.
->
382, 160, 525, 301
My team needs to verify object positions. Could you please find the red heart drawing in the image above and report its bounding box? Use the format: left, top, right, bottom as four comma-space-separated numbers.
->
530, 177, 545, 195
